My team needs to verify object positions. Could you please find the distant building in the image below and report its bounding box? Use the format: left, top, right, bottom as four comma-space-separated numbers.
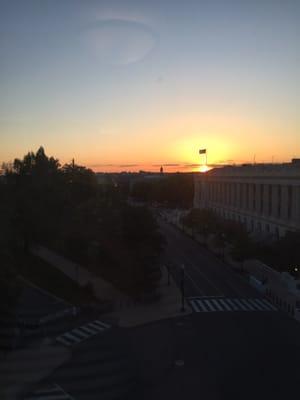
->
194, 159, 300, 238
128, 172, 167, 190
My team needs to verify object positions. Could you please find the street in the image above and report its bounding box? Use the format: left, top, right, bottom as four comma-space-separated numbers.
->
128, 217, 300, 399
159, 218, 259, 298
22, 217, 300, 400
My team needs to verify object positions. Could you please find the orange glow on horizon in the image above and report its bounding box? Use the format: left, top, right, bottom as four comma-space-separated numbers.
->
199, 165, 211, 173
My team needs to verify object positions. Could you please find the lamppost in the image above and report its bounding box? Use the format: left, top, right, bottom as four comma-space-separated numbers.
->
180, 264, 185, 312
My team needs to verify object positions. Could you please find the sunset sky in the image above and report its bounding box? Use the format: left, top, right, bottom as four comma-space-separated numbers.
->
1, 0, 299, 172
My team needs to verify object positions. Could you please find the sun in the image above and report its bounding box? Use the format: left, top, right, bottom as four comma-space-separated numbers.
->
199, 165, 211, 173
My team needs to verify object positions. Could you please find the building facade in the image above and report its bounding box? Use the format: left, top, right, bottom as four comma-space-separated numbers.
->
194, 160, 300, 237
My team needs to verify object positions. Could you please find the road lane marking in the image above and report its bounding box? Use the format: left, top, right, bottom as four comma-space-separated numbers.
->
55, 319, 110, 347
204, 299, 217, 311
219, 299, 232, 311
252, 299, 271, 311
94, 320, 111, 329
260, 298, 277, 311
211, 299, 224, 311
167, 245, 224, 296
161, 219, 258, 298
71, 328, 89, 338
226, 299, 240, 311
56, 336, 73, 346
63, 332, 82, 343
233, 299, 249, 311
181, 268, 205, 295
247, 299, 264, 311
240, 299, 256, 311
87, 322, 105, 331
80, 326, 98, 335
190, 299, 201, 312
197, 300, 210, 312
188, 297, 278, 314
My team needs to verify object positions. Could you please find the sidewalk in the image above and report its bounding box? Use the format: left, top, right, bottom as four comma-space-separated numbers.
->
0, 340, 71, 400
105, 267, 192, 327
31, 245, 129, 304
32, 245, 191, 327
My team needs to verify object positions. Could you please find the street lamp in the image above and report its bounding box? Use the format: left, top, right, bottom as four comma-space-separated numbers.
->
180, 264, 185, 312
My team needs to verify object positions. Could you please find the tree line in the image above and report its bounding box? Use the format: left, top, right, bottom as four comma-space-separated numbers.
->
1, 147, 164, 303
181, 208, 300, 273
131, 173, 194, 209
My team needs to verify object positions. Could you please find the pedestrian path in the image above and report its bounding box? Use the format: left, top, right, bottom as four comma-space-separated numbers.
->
56, 319, 111, 347
188, 296, 277, 313
24, 383, 73, 399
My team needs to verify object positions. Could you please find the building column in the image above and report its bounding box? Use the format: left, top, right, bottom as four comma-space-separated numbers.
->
255, 183, 261, 214
262, 184, 269, 216
294, 186, 300, 225
236, 183, 241, 210
242, 183, 247, 210
230, 182, 234, 207
249, 183, 254, 212
271, 184, 279, 219
281, 185, 289, 221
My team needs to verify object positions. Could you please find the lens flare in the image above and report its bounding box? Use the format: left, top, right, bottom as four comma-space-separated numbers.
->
199, 165, 211, 173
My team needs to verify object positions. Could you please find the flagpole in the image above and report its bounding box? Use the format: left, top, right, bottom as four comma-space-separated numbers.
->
199, 148, 207, 168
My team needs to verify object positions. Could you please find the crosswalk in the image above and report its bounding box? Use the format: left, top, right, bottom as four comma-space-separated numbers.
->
24, 383, 73, 399
188, 296, 277, 313
56, 319, 111, 346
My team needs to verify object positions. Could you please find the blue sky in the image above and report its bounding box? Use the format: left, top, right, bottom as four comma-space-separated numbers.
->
1, 0, 299, 171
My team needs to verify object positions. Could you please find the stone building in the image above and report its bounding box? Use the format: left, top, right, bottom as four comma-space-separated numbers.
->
194, 159, 300, 237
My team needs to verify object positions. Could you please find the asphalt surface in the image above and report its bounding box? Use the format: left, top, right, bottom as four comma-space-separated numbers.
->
159, 218, 259, 298
23, 322, 140, 400
129, 216, 300, 400
22, 215, 300, 400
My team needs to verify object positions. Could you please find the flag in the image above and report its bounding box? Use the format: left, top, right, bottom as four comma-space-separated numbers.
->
199, 149, 206, 154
